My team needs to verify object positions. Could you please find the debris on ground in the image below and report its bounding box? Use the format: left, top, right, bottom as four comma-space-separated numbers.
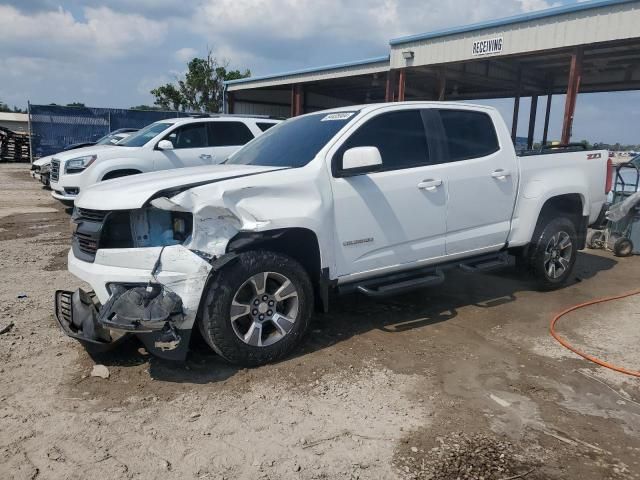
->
0, 321, 14, 335
16, 292, 27, 299
90, 364, 110, 379
395, 432, 537, 480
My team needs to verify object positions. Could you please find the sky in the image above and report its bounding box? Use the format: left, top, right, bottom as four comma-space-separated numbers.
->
0, 0, 638, 144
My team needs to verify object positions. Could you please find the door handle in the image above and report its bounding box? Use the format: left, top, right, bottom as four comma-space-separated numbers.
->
417, 179, 443, 191
199, 154, 213, 160
491, 169, 511, 179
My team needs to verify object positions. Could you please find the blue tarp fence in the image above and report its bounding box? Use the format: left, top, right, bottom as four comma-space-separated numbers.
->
28, 104, 190, 159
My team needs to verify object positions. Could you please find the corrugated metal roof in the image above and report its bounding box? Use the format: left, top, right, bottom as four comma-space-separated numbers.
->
224, 55, 389, 86
389, 0, 637, 45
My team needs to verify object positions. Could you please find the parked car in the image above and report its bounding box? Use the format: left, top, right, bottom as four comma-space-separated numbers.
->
55, 102, 609, 366
31, 129, 138, 187
49, 116, 280, 204
62, 128, 140, 152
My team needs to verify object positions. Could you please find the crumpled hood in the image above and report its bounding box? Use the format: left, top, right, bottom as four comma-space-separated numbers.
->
52, 144, 134, 163
75, 164, 286, 210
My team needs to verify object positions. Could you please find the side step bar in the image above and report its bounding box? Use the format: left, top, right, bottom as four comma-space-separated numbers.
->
340, 252, 510, 298
356, 270, 445, 297
458, 253, 510, 272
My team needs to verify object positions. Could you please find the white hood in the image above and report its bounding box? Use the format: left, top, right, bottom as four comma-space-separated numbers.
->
75, 164, 286, 210
52, 144, 137, 162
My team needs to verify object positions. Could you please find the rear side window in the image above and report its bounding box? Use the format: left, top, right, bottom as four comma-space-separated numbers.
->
166, 123, 208, 149
207, 122, 254, 146
256, 122, 277, 132
337, 110, 429, 171
439, 110, 499, 161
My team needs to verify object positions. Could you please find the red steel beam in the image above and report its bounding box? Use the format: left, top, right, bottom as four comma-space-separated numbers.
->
561, 47, 584, 144
397, 68, 406, 102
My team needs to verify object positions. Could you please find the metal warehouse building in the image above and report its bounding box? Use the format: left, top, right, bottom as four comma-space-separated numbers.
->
225, 0, 640, 147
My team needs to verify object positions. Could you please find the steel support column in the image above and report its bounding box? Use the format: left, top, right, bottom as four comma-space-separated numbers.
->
438, 68, 447, 101
511, 67, 522, 143
542, 92, 553, 146
227, 91, 235, 114
290, 84, 304, 117
397, 68, 406, 102
561, 47, 584, 144
527, 95, 538, 150
385, 70, 397, 102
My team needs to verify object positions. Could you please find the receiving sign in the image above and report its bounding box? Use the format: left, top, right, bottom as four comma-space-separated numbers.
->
472, 36, 504, 56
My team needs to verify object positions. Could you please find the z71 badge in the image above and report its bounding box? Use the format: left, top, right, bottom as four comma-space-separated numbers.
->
587, 153, 602, 160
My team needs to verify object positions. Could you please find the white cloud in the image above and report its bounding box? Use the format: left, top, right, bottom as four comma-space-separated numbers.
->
0, 5, 167, 60
190, 0, 558, 71
174, 47, 198, 63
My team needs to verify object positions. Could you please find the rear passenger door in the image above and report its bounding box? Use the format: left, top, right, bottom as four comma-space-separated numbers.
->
435, 109, 518, 255
207, 121, 255, 163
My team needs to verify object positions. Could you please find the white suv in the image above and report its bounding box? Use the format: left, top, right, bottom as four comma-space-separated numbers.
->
49, 116, 280, 204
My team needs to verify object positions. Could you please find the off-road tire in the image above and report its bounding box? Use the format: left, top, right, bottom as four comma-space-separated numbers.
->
199, 250, 313, 367
526, 216, 578, 291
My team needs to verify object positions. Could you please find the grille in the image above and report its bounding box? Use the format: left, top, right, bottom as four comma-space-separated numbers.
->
75, 231, 98, 256
50, 159, 60, 181
77, 208, 108, 222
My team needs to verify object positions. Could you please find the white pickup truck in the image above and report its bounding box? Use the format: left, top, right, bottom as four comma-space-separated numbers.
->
55, 102, 609, 366
48, 115, 280, 204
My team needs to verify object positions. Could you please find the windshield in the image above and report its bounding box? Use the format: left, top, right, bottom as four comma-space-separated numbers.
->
95, 133, 124, 145
117, 122, 173, 148
225, 111, 358, 168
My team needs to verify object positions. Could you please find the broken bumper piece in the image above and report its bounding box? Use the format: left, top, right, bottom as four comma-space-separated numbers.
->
54, 285, 192, 361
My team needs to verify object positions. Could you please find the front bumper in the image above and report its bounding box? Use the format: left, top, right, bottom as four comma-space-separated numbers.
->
51, 188, 78, 203
59, 246, 214, 360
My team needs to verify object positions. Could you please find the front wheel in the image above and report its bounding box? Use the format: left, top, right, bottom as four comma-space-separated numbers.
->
527, 217, 578, 290
199, 250, 313, 367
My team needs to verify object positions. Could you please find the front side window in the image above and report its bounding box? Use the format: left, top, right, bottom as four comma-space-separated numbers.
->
256, 122, 277, 132
336, 110, 429, 171
439, 110, 499, 162
117, 122, 172, 148
166, 123, 208, 149
225, 112, 357, 168
207, 122, 254, 147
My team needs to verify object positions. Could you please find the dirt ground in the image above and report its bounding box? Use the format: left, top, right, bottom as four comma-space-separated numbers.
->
1, 162, 639, 480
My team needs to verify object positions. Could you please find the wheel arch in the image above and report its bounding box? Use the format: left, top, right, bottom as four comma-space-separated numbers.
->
225, 227, 329, 312
101, 168, 143, 181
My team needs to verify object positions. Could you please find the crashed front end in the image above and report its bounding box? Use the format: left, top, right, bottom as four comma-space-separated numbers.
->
55, 200, 236, 360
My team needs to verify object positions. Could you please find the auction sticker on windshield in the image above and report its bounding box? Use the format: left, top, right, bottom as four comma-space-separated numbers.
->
321, 112, 355, 121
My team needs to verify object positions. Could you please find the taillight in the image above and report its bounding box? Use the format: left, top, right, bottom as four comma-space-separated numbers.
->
605, 158, 613, 194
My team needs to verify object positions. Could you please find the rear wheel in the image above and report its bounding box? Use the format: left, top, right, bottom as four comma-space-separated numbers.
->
199, 250, 313, 367
526, 216, 578, 290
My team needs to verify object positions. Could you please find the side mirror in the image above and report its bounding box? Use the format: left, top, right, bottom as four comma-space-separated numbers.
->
339, 146, 382, 177
157, 139, 174, 150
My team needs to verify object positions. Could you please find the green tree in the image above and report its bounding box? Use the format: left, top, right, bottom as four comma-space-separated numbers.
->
150, 50, 250, 113
66, 102, 86, 107
0, 100, 25, 113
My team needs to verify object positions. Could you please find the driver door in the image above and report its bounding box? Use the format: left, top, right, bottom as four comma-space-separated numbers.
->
331, 109, 448, 278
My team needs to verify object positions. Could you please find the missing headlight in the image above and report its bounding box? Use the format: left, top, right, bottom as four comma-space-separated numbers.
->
130, 208, 193, 248
99, 208, 193, 249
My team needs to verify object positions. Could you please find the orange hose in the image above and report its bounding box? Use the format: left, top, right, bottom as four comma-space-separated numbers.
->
550, 289, 640, 378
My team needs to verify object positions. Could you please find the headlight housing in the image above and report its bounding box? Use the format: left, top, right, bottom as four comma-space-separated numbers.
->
65, 155, 97, 173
